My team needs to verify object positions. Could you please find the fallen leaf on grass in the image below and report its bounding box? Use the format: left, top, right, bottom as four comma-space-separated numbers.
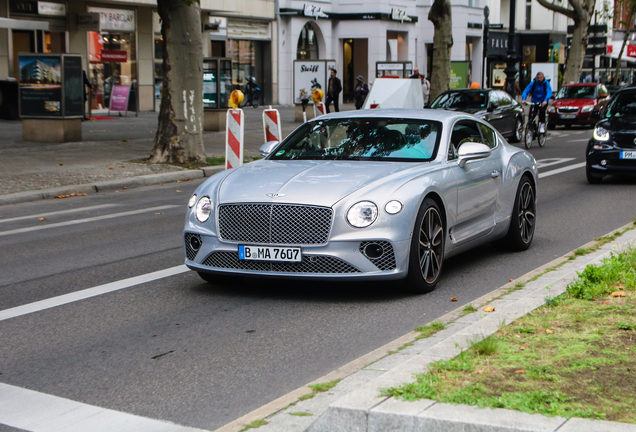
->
546, 329, 554, 334
39, 218, 46, 221
123, 187, 127, 189
109, 165, 114, 170
611, 291, 626, 297
483, 307, 495, 312
474, 370, 484, 374
159, 183, 163, 186
509, 279, 514, 282
515, 370, 525, 374
59, 163, 63, 166
451, 297, 457, 301
177, 180, 181, 183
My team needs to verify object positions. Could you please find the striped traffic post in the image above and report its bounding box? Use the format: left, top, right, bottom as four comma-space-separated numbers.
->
313, 102, 326, 118
262, 107, 282, 143
225, 108, 244, 169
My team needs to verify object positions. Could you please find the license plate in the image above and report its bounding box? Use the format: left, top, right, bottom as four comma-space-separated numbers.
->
560, 114, 576, 119
239, 245, 302, 262
621, 151, 636, 159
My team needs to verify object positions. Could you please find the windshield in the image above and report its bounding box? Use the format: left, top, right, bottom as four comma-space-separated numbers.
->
605, 91, 636, 118
269, 118, 442, 162
556, 86, 596, 99
430, 91, 488, 110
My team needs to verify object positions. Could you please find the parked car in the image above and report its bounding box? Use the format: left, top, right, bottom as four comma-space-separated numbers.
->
586, 86, 636, 184
547, 83, 610, 129
429, 89, 524, 143
183, 109, 538, 293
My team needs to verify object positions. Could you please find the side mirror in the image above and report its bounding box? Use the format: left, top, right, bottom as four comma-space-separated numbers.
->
259, 140, 280, 158
457, 142, 491, 168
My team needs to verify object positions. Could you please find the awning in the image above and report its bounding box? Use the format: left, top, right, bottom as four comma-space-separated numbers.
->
0, 17, 49, 31
605, 42, 636, 63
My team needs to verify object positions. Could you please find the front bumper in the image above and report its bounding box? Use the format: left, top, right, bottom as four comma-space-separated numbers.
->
548, 112, 595, 126
586, 140, 636, 178
184, 233, 410, 281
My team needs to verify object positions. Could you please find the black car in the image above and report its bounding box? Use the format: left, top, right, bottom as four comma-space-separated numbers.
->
586, 86, 636, 184
429, 89, 524, 143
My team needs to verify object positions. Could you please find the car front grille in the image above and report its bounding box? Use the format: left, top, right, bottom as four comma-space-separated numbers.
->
557, 107, 579, 114
359, 241, 397, 271
202, 252, 361, 274
218, 204, 333, 245
184, 233, 202, 261
606, 160, 636, 170
612, 133, 636, 149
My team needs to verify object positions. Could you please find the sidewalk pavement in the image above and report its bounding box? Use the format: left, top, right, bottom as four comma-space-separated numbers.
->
220, 224, 636, 432
0, 104, 354, 205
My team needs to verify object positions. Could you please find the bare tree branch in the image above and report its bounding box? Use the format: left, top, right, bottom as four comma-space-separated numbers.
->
536, 0, 579, 21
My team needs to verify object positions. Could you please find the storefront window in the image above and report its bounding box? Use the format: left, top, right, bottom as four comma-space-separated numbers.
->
87, 7, 137, 111
297, 23, 319, 60
228, 39, 255, 88
153, 11, 163, 111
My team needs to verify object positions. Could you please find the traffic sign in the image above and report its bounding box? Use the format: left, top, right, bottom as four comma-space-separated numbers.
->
585, 46, 606, 56
588, 36, 607, 45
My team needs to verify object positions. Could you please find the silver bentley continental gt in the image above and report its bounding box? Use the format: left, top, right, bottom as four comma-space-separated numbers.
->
184, 109, 538, 293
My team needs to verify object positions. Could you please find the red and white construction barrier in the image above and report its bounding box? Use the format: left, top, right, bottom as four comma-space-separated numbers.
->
313, 102, 326, 118
262, 108, 282, 143
225, 108, 244, 170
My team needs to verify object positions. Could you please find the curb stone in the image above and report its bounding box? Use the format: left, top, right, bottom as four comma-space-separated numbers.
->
0, 167, 225, 206
240, 224, 636, 432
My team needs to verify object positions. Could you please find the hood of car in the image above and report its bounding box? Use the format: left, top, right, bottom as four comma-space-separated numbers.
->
597, 116, 636, 134
552, 98, 598, 108
217, 160, 423, 207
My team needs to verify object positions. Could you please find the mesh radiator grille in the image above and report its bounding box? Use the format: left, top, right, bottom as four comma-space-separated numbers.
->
202, 252, 361, 274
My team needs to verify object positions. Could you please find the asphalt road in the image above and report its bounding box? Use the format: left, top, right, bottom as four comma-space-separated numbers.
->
1, 126, 635, 431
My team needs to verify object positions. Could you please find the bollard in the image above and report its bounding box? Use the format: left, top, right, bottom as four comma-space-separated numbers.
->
225, 108, 244, 169
313, 102, 326, 117
263, 107, 282, 143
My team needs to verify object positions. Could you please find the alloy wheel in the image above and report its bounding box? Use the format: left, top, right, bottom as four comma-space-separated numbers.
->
418, 207, 444, 284
517, 182, 536, 244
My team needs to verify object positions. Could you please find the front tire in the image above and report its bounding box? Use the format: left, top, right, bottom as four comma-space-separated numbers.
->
403, 198, 445, 293
538, 130, 547, 147
510, 117, 523, 143
524, 125, 533, 149
499, 176, 536, 251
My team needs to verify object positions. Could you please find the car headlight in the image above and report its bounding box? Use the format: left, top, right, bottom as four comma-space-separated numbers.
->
347, 201, 378, 228
195, 196, 212, 223
385, 200, 403, 215
188, 194, 197, 208
581, 105, 595, 113
547, 106, 555, 113
593, 127, 610, 142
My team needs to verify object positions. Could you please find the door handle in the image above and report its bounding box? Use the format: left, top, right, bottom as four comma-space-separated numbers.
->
491, 170, 500, 178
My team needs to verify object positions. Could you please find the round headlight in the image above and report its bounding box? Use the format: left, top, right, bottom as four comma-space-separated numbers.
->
385, 200, 403, 215
593, 126, 610, 142
195, 197, 212, 223
347, 201, 378, 228
188, 194, 197, 208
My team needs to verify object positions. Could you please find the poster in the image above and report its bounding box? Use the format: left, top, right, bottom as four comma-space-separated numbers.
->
19, 55, 62, 117
450, 62, 468, 90
492, 69, 506, 88
63, 56, 84, 117
293, 60, 328, 105
203, 70, 217, 107
109, 85, 131, 112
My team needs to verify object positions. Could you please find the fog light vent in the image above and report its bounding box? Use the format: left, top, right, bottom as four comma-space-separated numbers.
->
184, 233, 202, 261
359, 241, 397, 271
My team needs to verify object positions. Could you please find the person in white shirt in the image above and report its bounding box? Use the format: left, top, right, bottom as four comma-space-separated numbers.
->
421, 73, 430, 106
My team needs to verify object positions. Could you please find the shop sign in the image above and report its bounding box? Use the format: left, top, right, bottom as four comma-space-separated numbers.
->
450, 62, 469, 90
391, 8, 412, 23
77, 13, 101, 31
628, 45, 636, 57
88, 6, 135, 32
488, 33, 508, 56
303, 4, 328, 19
38, 2, 65, 16
101, 50, 128, 63
378, 63, 404, 71
10, 0, 37, 15
293, 60, 330, 105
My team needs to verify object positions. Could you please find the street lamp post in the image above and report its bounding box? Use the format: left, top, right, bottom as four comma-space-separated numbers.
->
504, 0, 519, 97
483, 6, 489, 89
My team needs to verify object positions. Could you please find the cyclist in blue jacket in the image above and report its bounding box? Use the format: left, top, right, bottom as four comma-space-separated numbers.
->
521, 72, 552, 133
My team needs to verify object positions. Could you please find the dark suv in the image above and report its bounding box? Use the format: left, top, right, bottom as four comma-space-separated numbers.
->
586, 87, 636, 183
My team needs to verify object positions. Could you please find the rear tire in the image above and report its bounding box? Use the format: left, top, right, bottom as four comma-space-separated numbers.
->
510, 117, 523, 143
586, 166, 603, 184
499, 176, 536, 251
403, 198, 445, 293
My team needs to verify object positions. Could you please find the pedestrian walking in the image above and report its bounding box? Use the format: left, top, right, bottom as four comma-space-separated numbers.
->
349, 75, 369, 110
326, 68, 342, 113
420, 73, 430, 106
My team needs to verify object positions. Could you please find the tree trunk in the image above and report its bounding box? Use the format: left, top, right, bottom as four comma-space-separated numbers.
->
150, 0, 205, 164
428, 0, 453, 101
536, 0, 595, 85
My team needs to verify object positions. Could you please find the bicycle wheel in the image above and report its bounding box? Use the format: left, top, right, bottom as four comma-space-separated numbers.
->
538, 130, 546, 147
524, 124, 533, 149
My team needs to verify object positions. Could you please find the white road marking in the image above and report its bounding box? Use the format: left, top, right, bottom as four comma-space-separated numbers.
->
0, 382, 208, 432
0, 265, 188, 322
539, 162, 586, 178
536, 158, 575, 168
0, 205, 179, 237
0, 204, 120, 224
569, 138, 591, 142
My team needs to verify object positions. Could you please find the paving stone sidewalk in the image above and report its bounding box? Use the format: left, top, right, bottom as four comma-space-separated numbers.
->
221, 226, 636, 432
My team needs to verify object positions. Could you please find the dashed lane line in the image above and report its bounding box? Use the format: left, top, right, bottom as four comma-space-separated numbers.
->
0, 382, 208, 432
0, 265, 188, 322
539, 162, 586, 178
0, 205, 179, 237
0, 204, 120, 224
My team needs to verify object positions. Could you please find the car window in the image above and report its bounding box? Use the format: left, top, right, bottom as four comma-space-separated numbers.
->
431, 90, 488, 110
269, 118, 442, 162
488, 91, 500, 108
449, 120, 483, 160
556, 86, 596, 99
478, 123, 497, 149
496, 91, 512, 106
605, 91, 636, 118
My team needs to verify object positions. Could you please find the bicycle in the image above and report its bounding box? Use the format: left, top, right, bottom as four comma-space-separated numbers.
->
524, 102, 548, 149
240, 77, 261, 108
